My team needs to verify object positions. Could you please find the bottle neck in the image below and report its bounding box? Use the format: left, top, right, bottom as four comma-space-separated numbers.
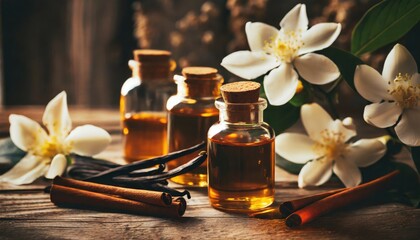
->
215, 98, 267, 124
176, 75, 223, 99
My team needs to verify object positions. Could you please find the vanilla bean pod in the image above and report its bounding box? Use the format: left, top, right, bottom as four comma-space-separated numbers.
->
67, 168, 102, 179
71, 154, 120, 168
129, 164, 166, 177
85, 142, 205, 181
141, 183, 191, 199
71, 163, 111, 172
113, 152, 207, 184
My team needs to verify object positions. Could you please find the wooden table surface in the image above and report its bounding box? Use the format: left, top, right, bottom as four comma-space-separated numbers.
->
1, 107, 419, 239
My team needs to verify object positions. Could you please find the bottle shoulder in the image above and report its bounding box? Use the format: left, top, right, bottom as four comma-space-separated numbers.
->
208, 122, 275, 143
121, 77, 141, 96
121, 77, 176, 96
166, 96, 219, 115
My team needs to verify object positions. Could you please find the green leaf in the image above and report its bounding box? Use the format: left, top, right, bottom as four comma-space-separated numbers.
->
351, 0, 420, 56
264, 102, 300, 134
411, 146, 420, 174
0, 138, 26, 173
275, 154, 303, 174
289, 83, 310, 107
318, 47, 364, 92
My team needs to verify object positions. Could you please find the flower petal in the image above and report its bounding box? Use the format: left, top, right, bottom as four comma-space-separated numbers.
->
294, 53, 340, 84
329, 119, 357, 142
342, 117, 356, 132
382, 44, 418, 81
333, 157, 361, 188
45, 154, 67, 179
65, 125, 111, 156
275, 133, 320, 164
221, 51, 279, 80
280, 4, 308, 32
346, 139, 386, 167
0, 154, 48, 185
395, 108, 420, 146
363, 102, 402, 128
299, 23, 341, 55
411, 73, 420, 85
301, 103, 334, 141
9, 114, 49, 152
354, 65, 393, 102
298, 158, 332, 188
43, 91, 72, 137
263, 63, 298, 106
245, 22, 279, 52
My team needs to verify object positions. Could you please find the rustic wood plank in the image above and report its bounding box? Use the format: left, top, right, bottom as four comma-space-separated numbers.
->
1, 107, 420, 239
1, 189, 419, 239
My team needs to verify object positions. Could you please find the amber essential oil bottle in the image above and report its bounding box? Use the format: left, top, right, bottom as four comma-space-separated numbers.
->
120, 50, 176, 161
207, 81, 275, 212
167, 67, 223, 186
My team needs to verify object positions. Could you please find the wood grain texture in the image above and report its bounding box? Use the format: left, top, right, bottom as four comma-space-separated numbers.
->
1, 107, 419, 239
1, 187, 419, 239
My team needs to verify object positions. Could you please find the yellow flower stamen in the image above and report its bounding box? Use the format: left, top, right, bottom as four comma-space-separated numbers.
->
265, 30, 304, 63
313, 129, 348, 161
34, 136, 70, 159
388, 73, 419, 109
295, 80, 304, 94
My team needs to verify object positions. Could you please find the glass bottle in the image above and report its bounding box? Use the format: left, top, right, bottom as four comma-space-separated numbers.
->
207, 82, 275, 213
167, 67, 223, 186
120, 49, 176, 162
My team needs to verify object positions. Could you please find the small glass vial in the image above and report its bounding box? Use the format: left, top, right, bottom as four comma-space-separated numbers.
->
167, 67, 223, 186
207, 81, 275, 212
120, 49, 176, 161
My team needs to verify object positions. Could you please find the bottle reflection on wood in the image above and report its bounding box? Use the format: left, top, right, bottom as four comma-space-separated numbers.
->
122, 112, 167, 161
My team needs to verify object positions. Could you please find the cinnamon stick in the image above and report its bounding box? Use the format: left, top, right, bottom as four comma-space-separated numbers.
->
50, 185, 186, 218
279, 188, 346, 217
285, 170, 399, 227
53, 176, 172, 207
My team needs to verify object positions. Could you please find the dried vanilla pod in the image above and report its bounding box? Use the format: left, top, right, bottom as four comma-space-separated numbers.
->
67, 142, 206, 198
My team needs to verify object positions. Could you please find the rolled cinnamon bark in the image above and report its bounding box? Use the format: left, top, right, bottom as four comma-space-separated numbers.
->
50, 184, 186, 218
53, 176, 172, 207
285, 170, 399, 227
279, 188, 346, 217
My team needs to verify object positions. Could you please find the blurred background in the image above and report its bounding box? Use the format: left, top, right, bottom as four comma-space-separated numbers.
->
1, 0, 418, 107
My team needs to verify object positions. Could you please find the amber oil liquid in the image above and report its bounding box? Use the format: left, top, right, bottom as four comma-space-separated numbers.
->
208, 137, 275, 212
122, 112, 167, 161
168, 111, 218, 186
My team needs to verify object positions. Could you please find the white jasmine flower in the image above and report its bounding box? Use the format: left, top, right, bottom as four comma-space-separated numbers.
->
276, 103, 386, 188
0, 91, 111, 185
221, 4, 341, 106
354, 44, 420, 146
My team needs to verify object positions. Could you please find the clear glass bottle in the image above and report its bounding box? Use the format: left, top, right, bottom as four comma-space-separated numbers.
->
166, 67, 223, 186
120, 49, 176, 162
207, 97, 275, 212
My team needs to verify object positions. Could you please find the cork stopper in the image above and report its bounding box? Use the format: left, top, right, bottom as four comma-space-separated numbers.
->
133, 49, 171, 63
176, 66, 223, 98
182, 67, 219, 80
132, 49, 173, 81
220, 81, 260, 103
